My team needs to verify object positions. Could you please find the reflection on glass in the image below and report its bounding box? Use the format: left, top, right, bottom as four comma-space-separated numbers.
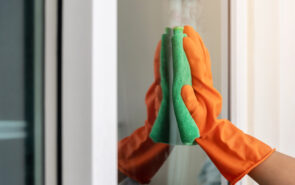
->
118, 0, 224, 184
0, 0, 44, 184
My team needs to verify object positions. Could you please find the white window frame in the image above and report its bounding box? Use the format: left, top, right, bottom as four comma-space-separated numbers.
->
92, 0, 117, 185
62, 0, 117, 185
45, 0, 58, 184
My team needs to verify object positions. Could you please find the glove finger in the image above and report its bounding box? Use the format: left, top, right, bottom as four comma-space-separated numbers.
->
181, 85, 207, 132
145, 41, 162, 125
153, 40, 161, 84
200, 39, 213, 81
183, 36, 207, 86
154, 85, 162, 117
204, 48, 213, 84
184, 25, 212, 82
183, 25, 200, 46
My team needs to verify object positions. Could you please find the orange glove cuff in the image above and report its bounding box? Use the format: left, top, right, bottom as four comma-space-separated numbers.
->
196, 120, 275, 185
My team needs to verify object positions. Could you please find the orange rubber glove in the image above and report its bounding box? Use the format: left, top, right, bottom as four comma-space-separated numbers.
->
118, 41, 170, 184
181, 25, 275, 185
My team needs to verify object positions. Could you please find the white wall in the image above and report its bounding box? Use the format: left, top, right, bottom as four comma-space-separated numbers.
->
242, 0, 295, 159
232, 0, 295, 184
279, 0, 295, 157
247, 0, 280, 147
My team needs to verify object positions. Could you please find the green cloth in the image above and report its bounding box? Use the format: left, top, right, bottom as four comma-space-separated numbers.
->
150, 27, 200, 145
149, 28, 172, 143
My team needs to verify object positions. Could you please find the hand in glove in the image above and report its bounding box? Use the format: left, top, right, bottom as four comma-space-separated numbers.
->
118, 41, 170, 184
181, 25, 275, 185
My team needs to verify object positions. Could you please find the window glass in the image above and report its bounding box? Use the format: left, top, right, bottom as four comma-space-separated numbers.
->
0, 0, 44, 184
118, 1, 226, 184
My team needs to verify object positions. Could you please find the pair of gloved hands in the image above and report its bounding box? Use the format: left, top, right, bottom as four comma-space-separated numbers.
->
118, 25, 274, 185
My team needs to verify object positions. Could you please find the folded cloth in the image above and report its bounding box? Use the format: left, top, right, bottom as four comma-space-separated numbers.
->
150, 26, 200, 145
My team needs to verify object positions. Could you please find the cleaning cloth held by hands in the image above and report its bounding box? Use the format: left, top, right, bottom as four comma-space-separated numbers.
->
150, 26, 200, 145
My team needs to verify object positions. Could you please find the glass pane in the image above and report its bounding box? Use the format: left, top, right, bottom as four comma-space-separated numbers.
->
0, 0, 44, 184
118, 0, 227, 184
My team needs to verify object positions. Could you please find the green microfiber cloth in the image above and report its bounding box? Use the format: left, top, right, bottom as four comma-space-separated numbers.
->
149, 27, 174, 144
150, 27, 200, 145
